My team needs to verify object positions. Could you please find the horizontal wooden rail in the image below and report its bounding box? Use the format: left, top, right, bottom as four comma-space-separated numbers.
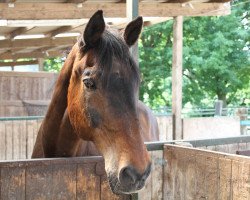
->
145, 135, 250, 151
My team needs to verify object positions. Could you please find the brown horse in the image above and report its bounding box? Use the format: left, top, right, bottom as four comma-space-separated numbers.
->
32, 10, 159, 194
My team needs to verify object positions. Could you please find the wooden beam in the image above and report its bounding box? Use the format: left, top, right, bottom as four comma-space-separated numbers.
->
0, 50, 65, 60
5, 27, 34, 40
0, 3, 231, 20
0, 60, 38, 67
172, 16, 183, 140
45, 26, 74, 38
0, 37, 77, 50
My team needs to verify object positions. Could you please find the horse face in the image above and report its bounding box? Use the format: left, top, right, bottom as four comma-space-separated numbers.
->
67, 11, 151, 194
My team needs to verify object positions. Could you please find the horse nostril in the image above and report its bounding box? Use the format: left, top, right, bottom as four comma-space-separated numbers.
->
119, 165, 138, 185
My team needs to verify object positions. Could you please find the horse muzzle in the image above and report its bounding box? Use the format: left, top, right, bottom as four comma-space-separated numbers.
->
108, 163, 151, 194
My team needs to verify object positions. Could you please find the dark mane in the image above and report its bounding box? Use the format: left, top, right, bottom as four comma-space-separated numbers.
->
78, 29, 140, 90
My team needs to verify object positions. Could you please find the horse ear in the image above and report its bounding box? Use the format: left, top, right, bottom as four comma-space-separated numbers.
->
84, 10, 105, 47
123, 16, 143, 47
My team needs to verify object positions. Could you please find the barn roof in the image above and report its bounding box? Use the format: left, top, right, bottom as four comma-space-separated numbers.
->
0, 0, 231, 61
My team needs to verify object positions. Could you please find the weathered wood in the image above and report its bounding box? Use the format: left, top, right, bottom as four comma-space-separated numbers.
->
0, 166, 26, 200
0, 3, 231, 20
5, 121, 13, 160
172, 16, 183, 140
164, 144, 250, 200
151, 151, 163, 200
77, 163, 101, 200
0, 122, 6, 160
25, 163, 53, 200
138, 151, 152, 200
218, 157, 232, 199
184, 149, 196, 200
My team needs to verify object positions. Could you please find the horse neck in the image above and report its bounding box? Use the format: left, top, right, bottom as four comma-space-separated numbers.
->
54, 110, 81, 157
33, 45, 78, 157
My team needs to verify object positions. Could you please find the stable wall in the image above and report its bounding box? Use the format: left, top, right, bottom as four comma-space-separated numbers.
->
0, 71, 57, 117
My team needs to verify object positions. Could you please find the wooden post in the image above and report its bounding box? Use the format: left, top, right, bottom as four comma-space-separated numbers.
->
172, 16, 183, 140
214, 100, 223, 116
38, 58, 44, 71
126, 0, 139, 63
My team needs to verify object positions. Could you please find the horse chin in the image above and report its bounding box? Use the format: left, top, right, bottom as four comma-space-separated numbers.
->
107, 174, 146, 195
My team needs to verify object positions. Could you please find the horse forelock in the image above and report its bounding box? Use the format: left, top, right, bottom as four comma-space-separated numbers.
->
78, 29, 140, 91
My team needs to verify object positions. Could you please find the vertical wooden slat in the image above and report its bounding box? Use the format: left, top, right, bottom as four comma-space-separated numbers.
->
151, 150, 163, 200
19, 120, 27, 159
0, 166, 25, 200
5, 121, 13, 160
26, 120, 35, 159
138, 152, 152, 200
26, 163, 53, 200
185, 150, 196, 200
231, 160, 240, 200
174, 147, 186, 200
12, 121, 20, 160
52, 164, 77, 199
238, 161, 250, 200
76, 163, 100, 200
205, 155, 219, 200
194, 154, 207, 199
0, 122, 6, 160
218, 158, 232, 200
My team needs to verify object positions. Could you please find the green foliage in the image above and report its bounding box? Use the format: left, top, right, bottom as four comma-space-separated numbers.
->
43, 57, 64, 72
139, 0, 250, 108
139, 21, 173, 109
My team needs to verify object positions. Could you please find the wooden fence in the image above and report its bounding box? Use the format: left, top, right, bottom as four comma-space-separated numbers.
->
0, 118, 42, 160
0, 156, 130, 200
164, 144, 250, 200
0, 71, 57, 117
0, 136, 249, 200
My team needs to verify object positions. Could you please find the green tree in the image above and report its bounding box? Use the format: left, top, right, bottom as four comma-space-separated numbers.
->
183, 0, 250, 107
139, 21, 173, 109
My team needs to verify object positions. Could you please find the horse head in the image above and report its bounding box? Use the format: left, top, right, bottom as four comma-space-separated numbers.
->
67, 11, 151, 194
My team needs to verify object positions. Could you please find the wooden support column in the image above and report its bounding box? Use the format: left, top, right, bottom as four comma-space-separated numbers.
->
38, 58, 44, 71
126, 0, 139, 63
172, 16, 183, 140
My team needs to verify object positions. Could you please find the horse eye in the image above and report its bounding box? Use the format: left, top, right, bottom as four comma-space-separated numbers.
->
83, 78, 96, 90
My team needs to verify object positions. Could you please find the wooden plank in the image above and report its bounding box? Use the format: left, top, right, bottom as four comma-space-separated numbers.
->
0, 166, 25, 200
138, 152, 152, 200
163, 145, 174, 200
0, 3, 230, 20
231, 160, 240, 200
26, 120, 35, 159
0, 122, 6, 160
52, 164, 77, 199
25, 162, 53, 200
12, 121, 20, 160
0, 60, 38, 67
184, 149, 196, 200
76, 163, 100, 200
173, 146, 186, 199
151, 150, 163, 200
19, 120, 27, 159
5, 121, 13, 160
238, 161, 250, 199
194, 152, 206, 199
218, 157, 232, 199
